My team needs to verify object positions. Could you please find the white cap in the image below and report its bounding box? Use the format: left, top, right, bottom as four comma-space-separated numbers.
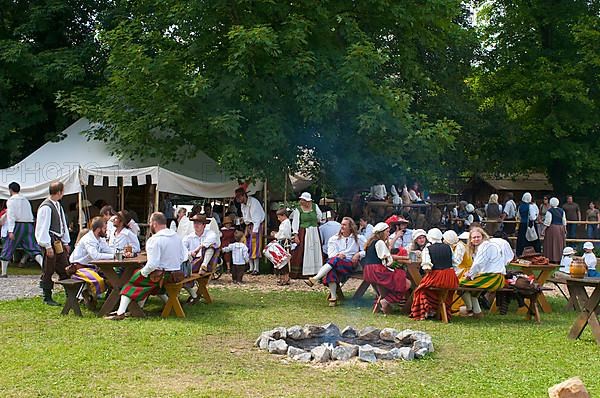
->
583, 242, 594, 250
522, 192, 532, 203
412, 229, 427, 242
458, 231, 470, 240
443, 230, 459, 245
562, 247, 575, 256
299, 192, 312, 202
427, 228, 443, 243
550, 197, 560, 207
373, 222, 390, 234
466, 204, 475, 213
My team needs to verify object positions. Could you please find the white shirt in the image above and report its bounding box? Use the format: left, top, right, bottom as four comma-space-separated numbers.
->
222, 242, 249, 265
6, 194, 35, 233
517, 203, 539, 222
319, 221, 341, 254
182, 229, 219, 257
559, 256, 572, 273
452, 241, 467, 268
466, 239, 511, 277
176, 216, 194, 239
327, 234, 362, 260
128, 219, 140, 235
106, 219, 116, 239
35, 199, 70, 248
241, 196, 265, 233
69, 231, 114, 265
503, 200, 517, 218
583, 252, 597, 271
140, 228, 187, 276
370, 185, 387, 200
374, 239, 393, 267
543, 208, 567, 227
274, 218, 292, 241
108, 227, 140, 253
390, 229, 413, 249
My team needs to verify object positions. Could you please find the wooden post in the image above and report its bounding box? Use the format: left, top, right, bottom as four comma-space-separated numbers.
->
154, 186, 160, 214
78, 189, 84, 230
284, 170, 288, 204
264, 178, 268, 237
119, 179, 125, 211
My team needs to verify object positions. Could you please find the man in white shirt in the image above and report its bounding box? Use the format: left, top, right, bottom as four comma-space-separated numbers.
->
235, 187, 265, 275
501, 192, 517, 234
106, 212, 187, 320
35, 182, 71, 306
1, 182, 44, 277
175, 207, 193, 238
319, 211, 341, 256
69, 217, 114, 266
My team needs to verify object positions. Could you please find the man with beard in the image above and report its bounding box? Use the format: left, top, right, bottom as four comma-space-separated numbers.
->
105, 212, 187, 320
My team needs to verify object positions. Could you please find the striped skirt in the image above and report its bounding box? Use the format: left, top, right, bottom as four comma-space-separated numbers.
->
410, 268, 459, 321
459, 272, 505, 291
0, 222, 42, 261
120, 269, 162, 301
246, 223, 264, 259
321, 257, 354, 285
72, 267, 106, 297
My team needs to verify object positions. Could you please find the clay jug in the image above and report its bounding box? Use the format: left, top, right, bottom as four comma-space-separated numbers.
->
570, 257, 587, 279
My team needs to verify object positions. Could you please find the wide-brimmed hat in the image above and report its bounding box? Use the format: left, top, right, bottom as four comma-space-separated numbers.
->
458, 231, 470, 240
520, 246, 543, 259
373, 222, 390, 234
385, 215, 409, 226
299, 192, 313, 202
190, 214, 210, 224
583, 242, 594, 250
562, 247, 575, 256
427, 228, 443, 243
222, 216, 234, 225
443, 230, 459, 245
412, 229, 427, 242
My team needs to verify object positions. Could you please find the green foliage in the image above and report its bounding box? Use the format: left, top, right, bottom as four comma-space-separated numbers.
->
63, 0, 474, 192
472, 0, 600, 196
0, 0, 110, 167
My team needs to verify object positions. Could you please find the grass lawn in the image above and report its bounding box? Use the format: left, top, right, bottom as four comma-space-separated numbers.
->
0, 286, 598, 398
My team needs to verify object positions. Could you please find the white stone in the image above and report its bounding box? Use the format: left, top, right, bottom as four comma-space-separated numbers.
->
293, 352, 313, 363
379, 328, 399, 341
311, 344, 332, 363
321, 323, 341, 337
303, 324, 325, 338
287, 346, 306, 358
358, 326, 381, 341
332, 345, 358, 361
286, 325, 305, 340
341, 326, 358, 338
258, 336, 274, 351
373, 347, 394, 360
394, 347, 414, 361
268, 339, 288, 355
272, 327, 287, 340
358, 344, 377, 363
414, 347, 429, 359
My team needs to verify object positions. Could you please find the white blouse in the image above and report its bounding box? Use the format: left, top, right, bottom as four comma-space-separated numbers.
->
109, 227, 140, 253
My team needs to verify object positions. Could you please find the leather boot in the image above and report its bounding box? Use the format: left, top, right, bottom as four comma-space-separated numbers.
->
43, 289, 60, 306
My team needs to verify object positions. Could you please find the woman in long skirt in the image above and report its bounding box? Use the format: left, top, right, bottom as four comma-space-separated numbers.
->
289, 192, 323, 278
542, 197, 567, 263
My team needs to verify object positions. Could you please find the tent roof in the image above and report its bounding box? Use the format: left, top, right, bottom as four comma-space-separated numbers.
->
0, 118, 260, 200
477, 173, 553, 191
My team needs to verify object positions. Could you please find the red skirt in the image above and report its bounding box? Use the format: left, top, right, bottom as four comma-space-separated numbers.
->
410, 268, 459, 321
363, 263, 409, 304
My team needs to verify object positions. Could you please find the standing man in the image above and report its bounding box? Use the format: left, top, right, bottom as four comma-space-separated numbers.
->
35, 182, 71, 306
234, 187, 265, 275
319, 211, 341, 257
501, 192, 517, 235
562, 195, 581, 241
105, 212, 187, 320
1, 182, 44, 277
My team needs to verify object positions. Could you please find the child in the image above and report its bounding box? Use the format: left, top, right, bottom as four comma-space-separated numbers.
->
222, 230, 249, 284
220, 216, 236, 274
556, 246, 575, 278
582, 241, 598, 277
270, 208, 292, 285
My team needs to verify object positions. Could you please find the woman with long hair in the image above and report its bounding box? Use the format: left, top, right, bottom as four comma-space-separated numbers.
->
362, 223, 410, 314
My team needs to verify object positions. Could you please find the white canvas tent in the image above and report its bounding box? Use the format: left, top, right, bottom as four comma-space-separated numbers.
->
0, 118, 262, 200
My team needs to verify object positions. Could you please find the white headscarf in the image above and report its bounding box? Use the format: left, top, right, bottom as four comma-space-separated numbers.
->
550, 197, 560, 208
522, 192, 532, 204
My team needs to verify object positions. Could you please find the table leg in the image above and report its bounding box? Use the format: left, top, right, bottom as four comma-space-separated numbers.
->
535, 270, 554, 313
438, 290, 449, 323
568, 285, 600, 344
62, 284, 83, 317
97, 266, 145, 317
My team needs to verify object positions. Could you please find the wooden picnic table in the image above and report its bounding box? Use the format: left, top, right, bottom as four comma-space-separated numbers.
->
507, 262, 559, 313
90, 254, 147, 317
564, 277, 600, 345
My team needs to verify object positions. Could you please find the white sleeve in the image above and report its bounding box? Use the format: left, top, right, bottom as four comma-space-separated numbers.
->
562, 212, 567, 226
453, 243, 466, 267
250, 198, 265, 233
83, 240, 114, 261
375, 240, 392, 266
315, 205, 323, 223
242, 245, 250, 262
543, 211, 552, 227
274, 220, 292, 240
327, 236, 338, 259
222, 244, 233, 253
99, 238, 115, 255
60, 206, 70, 244
128, 220, 140, 235
467, 243, 493, 277
421, 247, 432, 270
35, 206, 52, 249
529, 204, 539, 221
129, 231, 141, 253
6, 200, 15, 233
291, 209, 300, 234
140, 238, 160, 277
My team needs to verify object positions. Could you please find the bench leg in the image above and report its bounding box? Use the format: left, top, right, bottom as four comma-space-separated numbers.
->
352, 280, 371, 300
62, 285, 83, 317
438, 290, 449, 323
197, 278, 212, 304
162, 285, 185, 318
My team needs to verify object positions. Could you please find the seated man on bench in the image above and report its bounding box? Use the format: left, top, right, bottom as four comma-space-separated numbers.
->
105, 212, 187, 320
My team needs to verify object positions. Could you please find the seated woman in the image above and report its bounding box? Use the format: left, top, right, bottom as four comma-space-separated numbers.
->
410, 228, 459, 321
442, 230, 473, 314
409, 229, 428, 261
305, 217, 362, 307
459, 227, 510, 319
362, 222, 410, 314
108, 211, 140, 256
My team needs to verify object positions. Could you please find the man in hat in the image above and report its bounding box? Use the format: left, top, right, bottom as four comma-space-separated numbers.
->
1, 182, 44, 277
386, 215, 413, 250
235, 187, 265, 275
35, 182, 71, 305
106, 212, 187, 320
319, 210, 341, 256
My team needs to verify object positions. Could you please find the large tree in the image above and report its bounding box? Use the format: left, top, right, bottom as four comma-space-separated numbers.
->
472, 0, 600, 196
0, 0, 108, 167
65, 0, 476, 192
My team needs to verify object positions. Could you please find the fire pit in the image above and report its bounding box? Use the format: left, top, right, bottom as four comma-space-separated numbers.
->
255, 323, 434, 363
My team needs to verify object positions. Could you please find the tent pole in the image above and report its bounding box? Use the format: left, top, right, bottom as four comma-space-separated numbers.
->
78, 189, 84, 230
264, 178, 268, 237
154, 186, 160, 214
119, 179, 125, 211
284, 169, 288, 204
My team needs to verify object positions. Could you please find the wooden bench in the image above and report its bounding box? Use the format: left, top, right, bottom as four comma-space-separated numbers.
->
161, 273, 212, 318
55, 278, 85, 317
429, 286, 551, 324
